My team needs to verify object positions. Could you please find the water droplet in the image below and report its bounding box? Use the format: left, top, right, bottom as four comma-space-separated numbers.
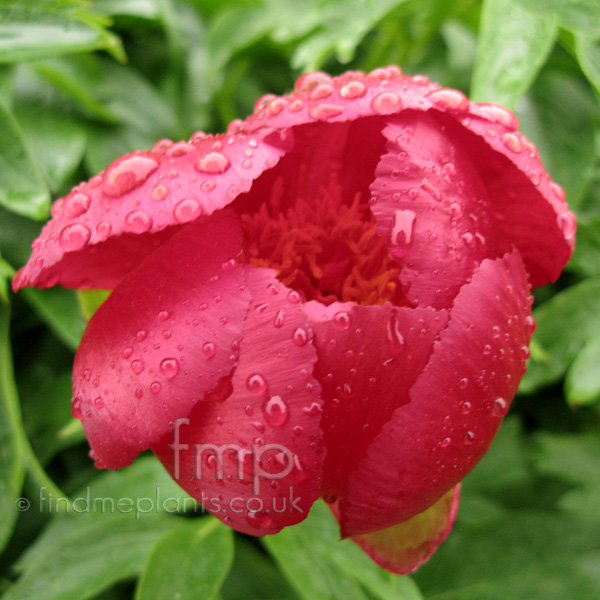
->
246, 373, 268, 395
387, 312, 405, 355
64, 193, 91, 218
131, 360, 144, 374
267, 283, 279, 295
150, 381, 162, 394
135, 387, 143, 399
203, 342, 216, 358
557, 212, 576, 241
125, 210, 153, 233
160, 357, 180, 379
103, 154, 158, 197
263, 395, 289, 428
441, 437, 451, 448
340, 81, 366, 98
245, 510, 274, 529
371, 92, 401, 114
195, 152, 231, 174
449, 202, 463, 218
309, 104, 345, 120
461, 401, 472, 414
96, 221, 111, 240
295, 71, 332, 92
483, 344, 492, 355
158, 311, 170, 321
391, 209, 416, 255
521, 345, 531, 359
525, 315, 536, 334
274, 310, 285, 328
309, 83, 334, 99
94, 397, 104, 409
137, 330, 147, 341
59, 223, 91, 251
333, 311, 351, 330
462, 232, 475, 248
292, 327, 308, 346
478, 103, 519, 130
493, 397, 508, 417
492, 325, 501, 338
288, 290, 301, 303
303, 402, 322, 416
71, 396, 83, 419
501, 132, 522, 153
464, 431, 475, 445
174, 198, 203, 223
458, 377, 468, 389
428, 88, 469, 112
152, 185, 168, 201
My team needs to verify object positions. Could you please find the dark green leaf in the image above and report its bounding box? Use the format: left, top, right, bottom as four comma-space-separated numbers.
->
22, 287, 86, 351
0, 0, 124, 64
567, 217, 600, 277
264, 500, 423, 600
0, 100, 50, 220
5, 515, 193, 600
0, 298, 26, 552
471, 0, 557, 108
520, 278, 600, 393
576, 33, 600, 94
135, 518, 234, 600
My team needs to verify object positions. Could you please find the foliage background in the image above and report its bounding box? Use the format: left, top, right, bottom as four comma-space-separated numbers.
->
0, 0, 599, 598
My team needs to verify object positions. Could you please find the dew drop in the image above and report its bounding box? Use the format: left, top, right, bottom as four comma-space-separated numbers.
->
246, 373, 268, 395
135, 387, 143, 399
525, 315, 536, 334
371, 92, 401, 115
303, 402, 322, 416
122, 346, 133, 359
521, 345, 531, 359
501, 132, 522, 153
158, 311, 170, 321
557, 212, 576, 241
94, 397, 104, 409
493, 397, 508, 417
131, 360, 144, 374
333, 311, 351, 330
295, 71, 332, 92
195, 152, 231, 174
391, 209, 416, 255
125, 210, 153, 233
103, 155, 158, 197
245, 510, 274, 529
309, 104, 345, 120
160, 357, 180, 379
64, 193, 91, 218
464, 431, 475, 445
96, 221, 111, 240
458, 377, 468, 389
461, 401, 472, 414
492, 325, 501, 338
150, 381, 162, 394
340, 81, 366, 98
274, 310, 285, 328
174, 198, 203, 223
71, 396, 83, 419
292, 327, 308, 347
288, 290, 301, 303
441, 437, 451, 448
309, 83, 334, 100
202, 342, 216, 358
263, 395, 289, 428
428, 88, 469, 112
152, 185, 168, 201
59, 223, 91, 252
387, 312, 405, 356
137, 330, 147, 341
483, 344, 492, 355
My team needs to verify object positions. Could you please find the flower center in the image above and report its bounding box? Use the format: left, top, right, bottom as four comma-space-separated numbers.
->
238, 175, 403, 306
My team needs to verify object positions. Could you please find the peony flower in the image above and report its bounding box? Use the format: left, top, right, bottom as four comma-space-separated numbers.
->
13, 66, 575, 573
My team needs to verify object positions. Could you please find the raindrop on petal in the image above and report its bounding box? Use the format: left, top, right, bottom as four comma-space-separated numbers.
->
160, 357, 180, 379
59, 224, 91, 252
262, 395, 289, 428
246, 373, 268, 395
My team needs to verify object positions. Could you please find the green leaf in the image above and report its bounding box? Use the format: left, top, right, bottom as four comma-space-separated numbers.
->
520, 278, 600, 394
264, 500, 423, 600
22, 287, 86, 351
135, 518, 234, 600
516, 0, 600, 33
77, 289, 110, 321
14, 99, 86, 192
5, 515, 193, 600
516, 70, 596, 208
471, 0, 557, 108
576, 33, 600, 94
0, 298, 26, 552
0, 99, 50, 220
0, 0, 124, 64
565, 336, 600, 406
567, 217, 600, 277
0, 256, 13, 303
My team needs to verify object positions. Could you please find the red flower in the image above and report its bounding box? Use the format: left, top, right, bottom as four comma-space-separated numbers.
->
14, 66, 575, 573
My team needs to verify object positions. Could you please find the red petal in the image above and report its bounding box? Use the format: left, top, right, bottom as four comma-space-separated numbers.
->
370, 114, 504, 309
340, 250, 533, 536
71, 211, 251, 469
348, 485, 460, 574
303, 300, 448, 500
13, 129, 293, 291
152, 268, 325, 536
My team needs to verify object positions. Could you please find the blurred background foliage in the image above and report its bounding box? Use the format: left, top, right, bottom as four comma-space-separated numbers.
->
0, 0, 599, 598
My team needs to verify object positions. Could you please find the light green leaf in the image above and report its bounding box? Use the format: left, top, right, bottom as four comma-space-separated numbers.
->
0, 298, 26, 552
516, 70, 596, 207
6, 515, 193, 600
576, 33, 600, 94
135, 518, 233, 600
0, 0, 124, 64
0, 256, 13, 303
22, 286, 86, 351
567, 217, 600, 277
264, 500, 423, 600
520, 278, 600, 394
565, 336, 600, 406
516, 0, 600, 33
471, 0, 557, 108
0, 100, 50, 220
77, 289, 110, 321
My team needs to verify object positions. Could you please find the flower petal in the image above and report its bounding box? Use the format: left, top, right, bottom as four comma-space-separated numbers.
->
13, 129, 293, 291
151, 267, 324, 536
370, 114, 503, 309
71, 211, 251, 469
340, 249, 533, 536
348, 485, 460, 574
303, 300, 448, 500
